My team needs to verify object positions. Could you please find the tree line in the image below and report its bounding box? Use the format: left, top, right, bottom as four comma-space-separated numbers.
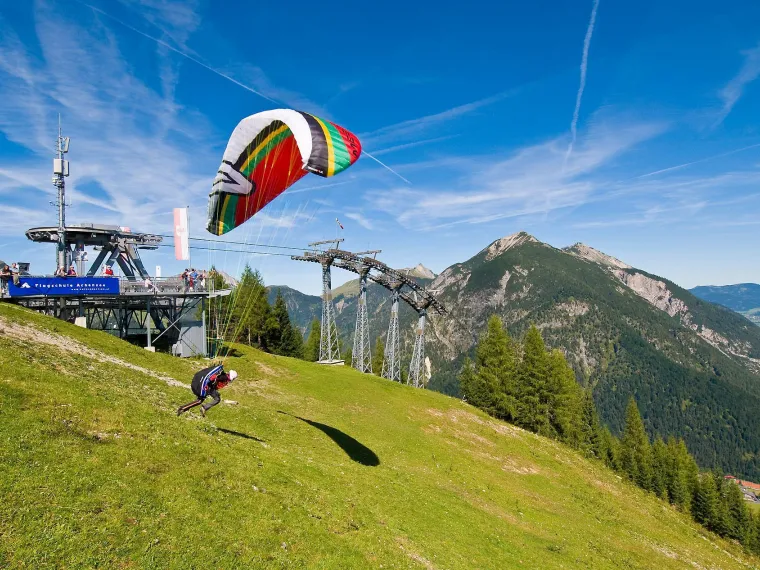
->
208, 265, 304, 358
460, 315, 760, 554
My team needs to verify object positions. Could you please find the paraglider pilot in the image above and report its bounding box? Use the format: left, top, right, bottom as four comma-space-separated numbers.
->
177, 365, 237, 417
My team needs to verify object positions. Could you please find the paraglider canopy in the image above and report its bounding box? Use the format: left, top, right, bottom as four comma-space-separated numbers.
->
207, 109, 361, 235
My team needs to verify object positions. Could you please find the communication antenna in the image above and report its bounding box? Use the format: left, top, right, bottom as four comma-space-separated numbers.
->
52, 114, 71, 272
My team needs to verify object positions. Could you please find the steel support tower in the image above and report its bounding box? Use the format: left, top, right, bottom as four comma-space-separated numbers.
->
408, 307, 428, 388
319, 261, 341, 362
351, 266, 372, 372
382, 284, 402, 382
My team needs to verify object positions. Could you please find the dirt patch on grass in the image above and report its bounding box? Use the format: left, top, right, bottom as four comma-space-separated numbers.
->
0, 316, 186, 388
502, 457, 540, 475
395, 537, 436, 570
255, 361, 281, 377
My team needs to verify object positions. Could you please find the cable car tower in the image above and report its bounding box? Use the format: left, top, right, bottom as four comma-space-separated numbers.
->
52, 115, 71, 272
292, 239, 344, 363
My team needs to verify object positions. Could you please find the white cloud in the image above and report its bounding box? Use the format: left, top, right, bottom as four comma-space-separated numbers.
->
366, 118, 667, 230
0, 0, 215, 238
715, 42, 760, 126
344, 212, 374, 230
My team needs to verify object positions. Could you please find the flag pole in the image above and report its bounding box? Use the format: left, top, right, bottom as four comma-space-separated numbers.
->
187, 205, 192, 269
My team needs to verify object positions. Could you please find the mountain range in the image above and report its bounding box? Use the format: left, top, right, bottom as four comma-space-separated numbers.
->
270, 232, 760, 479
691, 283, 760, 325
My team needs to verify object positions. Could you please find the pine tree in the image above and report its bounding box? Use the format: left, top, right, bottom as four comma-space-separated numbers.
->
460, 356, 493, 409
473, 316, 516, 420
665, 437, 690, 510
304, 319, 321, 362
620, 397, 653, 491
579, 390, 604, 459
515, 325, 552, 435
271, 289, 301, 357
693, 473, 719, 530
651, 436, 669, 500
751, 512, 760, 555
601, 427, 621, 471
546, 349, 583, 446
711, 472, 731, 537
724, 479, 750, 542
371, 337, 385, 375
232, 265, 277, 350
289, 323, 305, 359
342, 346, 353, 366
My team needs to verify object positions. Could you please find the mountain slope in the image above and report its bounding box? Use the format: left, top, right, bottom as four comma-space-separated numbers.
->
421, 233, 760, 479
0, 303, 756, 569
267, 285, 321, 335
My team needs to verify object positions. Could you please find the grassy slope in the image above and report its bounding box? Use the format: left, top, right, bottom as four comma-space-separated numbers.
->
0, 303, 757, 570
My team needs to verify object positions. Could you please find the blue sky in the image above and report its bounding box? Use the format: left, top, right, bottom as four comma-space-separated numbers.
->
0, 0, 759, 295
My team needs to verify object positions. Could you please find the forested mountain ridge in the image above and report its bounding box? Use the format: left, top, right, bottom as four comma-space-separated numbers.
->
691, 283, 760, 326
275, 232, 760, 479
690, 283, 760, 313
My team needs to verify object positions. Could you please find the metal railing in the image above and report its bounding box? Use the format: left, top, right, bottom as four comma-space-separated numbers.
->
118, 277, 207, 295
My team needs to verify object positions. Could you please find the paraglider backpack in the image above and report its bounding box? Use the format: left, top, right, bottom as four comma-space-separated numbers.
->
192, 365, 224, 398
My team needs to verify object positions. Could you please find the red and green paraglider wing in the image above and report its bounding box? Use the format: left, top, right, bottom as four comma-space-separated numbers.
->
208, 109, 361, 235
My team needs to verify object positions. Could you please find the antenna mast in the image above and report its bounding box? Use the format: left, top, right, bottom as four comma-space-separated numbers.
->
52, 114, 71, 272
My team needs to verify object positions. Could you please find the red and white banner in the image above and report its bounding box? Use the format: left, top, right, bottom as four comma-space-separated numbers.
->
173, 208, 190, 261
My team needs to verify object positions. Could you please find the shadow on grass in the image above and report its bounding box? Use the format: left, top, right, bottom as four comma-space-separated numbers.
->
217, 428, 265, 443
278, 411, 380, 467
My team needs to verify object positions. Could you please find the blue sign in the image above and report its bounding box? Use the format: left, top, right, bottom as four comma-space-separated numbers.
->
8, 277, 120, 297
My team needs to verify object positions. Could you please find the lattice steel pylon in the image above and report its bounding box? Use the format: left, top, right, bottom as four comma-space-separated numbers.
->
319, 262, 341, 362
351, 267, 372, 373
382, 285, 402, 382
408, 308, 428, 388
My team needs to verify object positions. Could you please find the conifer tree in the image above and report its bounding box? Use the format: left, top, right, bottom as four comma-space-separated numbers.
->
724, 479, 750, 542
371, 337, 385, 375
304, 319, 321, 362
460, 356, 493, 410
620, 397, 653, 490
233, 265, 278, 349
473, 316, 516, 419
651, 436, 669, 500
516, 325, 552, 435
693, 473, 719, 530
665, 437, 690, 510
342, 346, 353, 366
546, 349, 583, 445
579, 390, 604, 459
751, 513, 760, 555
271, 289, 302, 357
601, 427, 621, 471
711, 472, 731, 537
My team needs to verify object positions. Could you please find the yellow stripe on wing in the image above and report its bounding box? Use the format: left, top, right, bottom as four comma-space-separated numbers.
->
313, 116, 335, 177
240, 123, 291, 174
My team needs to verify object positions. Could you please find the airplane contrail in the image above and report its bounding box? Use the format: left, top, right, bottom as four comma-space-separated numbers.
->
76, 0, 412, 186
362, 151, 412, 185
73, 0, 278, 104
564, 0, 600, 169
637, 142, 760, 178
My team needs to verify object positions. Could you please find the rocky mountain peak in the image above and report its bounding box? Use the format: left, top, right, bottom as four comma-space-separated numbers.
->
564, 243, 631, 270
481, 231, 539, 261
401, 263, 437, 279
